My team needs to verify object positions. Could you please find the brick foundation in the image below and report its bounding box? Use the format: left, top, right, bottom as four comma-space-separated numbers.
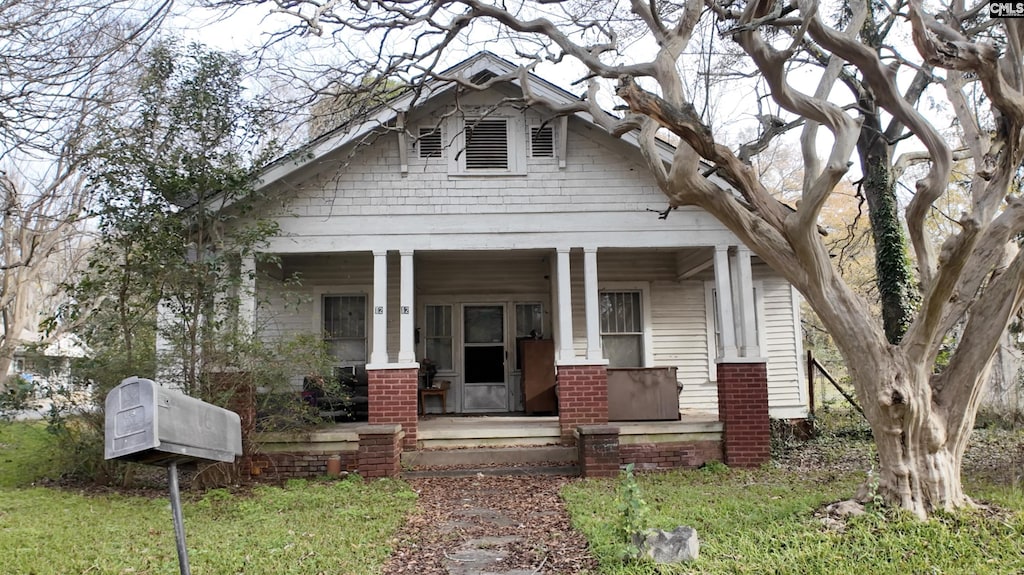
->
368, 367, 418, 450
357, 424, 403, 479
245, 451, 357, 480
620, 440, 723, 471
576, 425, 620, 478
557, 364, 608, 444
717, 362, 770, 467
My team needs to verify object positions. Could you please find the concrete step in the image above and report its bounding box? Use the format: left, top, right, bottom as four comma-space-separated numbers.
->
401, 445, 577, 469
402, 464, 580, 478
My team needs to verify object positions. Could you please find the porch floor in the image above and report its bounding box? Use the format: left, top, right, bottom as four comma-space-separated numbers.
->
256, 410, 722, 451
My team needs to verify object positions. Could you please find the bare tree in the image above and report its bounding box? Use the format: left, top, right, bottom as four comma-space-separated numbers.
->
217, 0, 1024, 517
0, 0, 171, 380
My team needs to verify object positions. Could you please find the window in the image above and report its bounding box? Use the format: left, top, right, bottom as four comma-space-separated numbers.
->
323, 295, 367, 366
514, 302, 544, 370
465, 118, 509, 169
530, 124, 554, 158
424, 304, 453, 371
600, 291, 644, 368
418, 127, 442, 158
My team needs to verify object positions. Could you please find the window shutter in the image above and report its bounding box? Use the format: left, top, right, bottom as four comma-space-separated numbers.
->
418, 127, 443, 158
530, 125, 554, 157
465, 119, 509, 169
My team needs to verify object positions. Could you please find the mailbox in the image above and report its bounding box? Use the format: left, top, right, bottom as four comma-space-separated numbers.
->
105, 376, 242, 465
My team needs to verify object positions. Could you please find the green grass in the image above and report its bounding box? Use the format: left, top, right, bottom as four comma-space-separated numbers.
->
1, 478, 415, 574
0, 422, 417, 575
563, 466, 1024, 574
0, 421, 62, 487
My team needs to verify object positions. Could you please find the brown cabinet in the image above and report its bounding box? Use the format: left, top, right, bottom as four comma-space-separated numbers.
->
607, 367, 680, 421
520, 339, 556, 414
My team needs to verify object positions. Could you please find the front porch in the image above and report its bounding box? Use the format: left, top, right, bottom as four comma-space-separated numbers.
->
251, 412, 724, 479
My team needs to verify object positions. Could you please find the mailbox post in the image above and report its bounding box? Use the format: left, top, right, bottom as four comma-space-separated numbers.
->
105, 376, 242, 575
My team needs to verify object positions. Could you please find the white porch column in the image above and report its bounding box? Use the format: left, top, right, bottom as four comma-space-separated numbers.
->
584, 248, 603, 361
734, 246, 760, 357
238, 252, 256, 334
371, 250, 388, 365
713, 245, 738, 359
398, 250, 415, 363
556, 247, 575, 362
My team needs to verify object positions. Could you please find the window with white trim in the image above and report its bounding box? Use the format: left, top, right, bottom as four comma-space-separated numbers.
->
529, 124, 554, 158
600, 291, 644, 368
323, 295, 367, 367
449, 112, 525, 175
424, 304, 453, 371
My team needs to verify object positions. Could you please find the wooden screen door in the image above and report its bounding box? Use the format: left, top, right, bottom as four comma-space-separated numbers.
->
462, 304, 508, 412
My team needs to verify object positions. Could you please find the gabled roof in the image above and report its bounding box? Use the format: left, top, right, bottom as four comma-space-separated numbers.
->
254, 51, 680, 192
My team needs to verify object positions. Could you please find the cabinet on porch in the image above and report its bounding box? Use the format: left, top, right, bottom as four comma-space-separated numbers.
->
520, 339, 556, 414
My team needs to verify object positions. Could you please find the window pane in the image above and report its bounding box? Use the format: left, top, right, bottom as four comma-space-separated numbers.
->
515, 303, 543, 338
426, 339, 453, 371
425, 305, 453, 370
600, 292, 641, 333
603, 334, 642, 368
324, 295, 366, 338
425, 305, 452, 337
325, 339, 366, 364
465, 306, 503, 343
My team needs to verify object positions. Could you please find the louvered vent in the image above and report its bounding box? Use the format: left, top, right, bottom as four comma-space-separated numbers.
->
470, 69, 498, 85
465, 119, 508, 169
530, 125, 554, 157
418, 127, 442, 158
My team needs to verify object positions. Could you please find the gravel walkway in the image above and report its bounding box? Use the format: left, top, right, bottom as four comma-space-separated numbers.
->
382, 475, 598, 575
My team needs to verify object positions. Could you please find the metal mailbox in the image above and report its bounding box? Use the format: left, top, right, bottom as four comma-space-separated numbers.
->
105, 376, 242, 466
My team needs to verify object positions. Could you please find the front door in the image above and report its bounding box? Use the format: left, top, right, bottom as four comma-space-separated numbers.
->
462, 304, 508, 412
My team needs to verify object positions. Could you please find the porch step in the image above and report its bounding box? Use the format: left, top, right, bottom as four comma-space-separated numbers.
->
416, 416, 562, 449
402, 446, 579, 478
402, 464, 580, 478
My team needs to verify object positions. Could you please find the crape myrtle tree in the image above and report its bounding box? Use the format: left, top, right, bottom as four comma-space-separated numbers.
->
214, 0, 1023, 517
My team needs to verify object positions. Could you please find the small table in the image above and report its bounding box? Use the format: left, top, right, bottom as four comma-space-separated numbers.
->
418, 388, 448, 415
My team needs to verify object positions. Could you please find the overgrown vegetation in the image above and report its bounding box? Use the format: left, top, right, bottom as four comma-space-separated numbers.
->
567, 413, 1024, 573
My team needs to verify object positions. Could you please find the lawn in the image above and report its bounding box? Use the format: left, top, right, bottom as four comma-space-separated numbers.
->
0, 423, 416, 575
563, 430, 1024, 574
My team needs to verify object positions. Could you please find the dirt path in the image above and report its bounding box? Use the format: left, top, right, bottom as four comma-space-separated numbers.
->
382, 475, 598, 575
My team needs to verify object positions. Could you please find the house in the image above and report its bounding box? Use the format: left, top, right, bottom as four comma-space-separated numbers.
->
231, 53, 808, 475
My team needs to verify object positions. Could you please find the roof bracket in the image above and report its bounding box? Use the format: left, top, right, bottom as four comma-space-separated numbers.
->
558, 116, 568, 169
398, 112, 408, 175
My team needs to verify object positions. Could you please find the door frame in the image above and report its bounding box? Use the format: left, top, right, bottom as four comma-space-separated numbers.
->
461, 302, 509, 413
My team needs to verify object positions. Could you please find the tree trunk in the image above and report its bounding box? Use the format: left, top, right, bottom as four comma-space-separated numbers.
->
854, 358, 972, 517
858, 107, 917, 345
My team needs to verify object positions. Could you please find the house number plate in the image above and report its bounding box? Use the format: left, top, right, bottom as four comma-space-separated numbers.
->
375, 306, 384, 315
401, 306, 410, 314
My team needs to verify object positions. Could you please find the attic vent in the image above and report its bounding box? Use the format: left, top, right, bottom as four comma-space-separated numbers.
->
469, 69, 497, 85
465, 118, 509, 170
418, 127, 443, 158
530, 124, 554, 158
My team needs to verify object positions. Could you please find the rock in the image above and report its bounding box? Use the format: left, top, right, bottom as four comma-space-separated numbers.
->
635, 525, 699, 563
827, 500, 866, 517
